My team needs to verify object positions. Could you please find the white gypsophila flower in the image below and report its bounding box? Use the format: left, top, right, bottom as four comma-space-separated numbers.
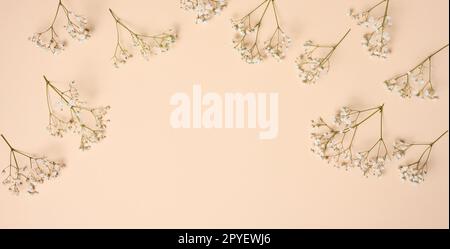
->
181, 0, 227, 23
311, 105, 389, 178
264, 29, 291, 61
399, 164, 426, 184
360, 157, 386, 178
1, 135, 65, 195
394, 131, 448, 185
233, 41, 264, 64
296, 41, 329, 84
231, 17, 264, 64
64, 11, 90, 41
348, 0, 392, 59
130, 29, 177, 61
112, 49, 133, 68
109, 9, 177, 68
334, 106, 353, 128
393, 139, 411, 160
29, 33, 65, 54
44, 76, 110, 151
231, 0, 290, 64
295, 30, 350, 84
29, 1, 91, 54
384, 44, 449, 100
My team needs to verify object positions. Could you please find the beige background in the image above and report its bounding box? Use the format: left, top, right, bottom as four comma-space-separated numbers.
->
0, 0, 448, 228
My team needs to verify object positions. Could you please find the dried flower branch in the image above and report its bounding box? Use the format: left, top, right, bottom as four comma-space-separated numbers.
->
311, 104, 389, 178
384, 44, 449, 100
296, 29, 351, 84
231, 0, 291, 64
348, 0, 392, 59
44, 76, 110, 151
181, 0, 227, 24
109, 9, 177, 68
1, 134, 65, 195
394, 130, 448, 184
29, 0, 90, 54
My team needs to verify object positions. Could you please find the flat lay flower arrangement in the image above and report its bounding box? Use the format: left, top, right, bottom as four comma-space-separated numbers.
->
1, 0, 449, 195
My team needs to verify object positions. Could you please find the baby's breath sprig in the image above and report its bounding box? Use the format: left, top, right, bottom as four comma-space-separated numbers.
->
109, 9, 177, 68
296, 29, 351, 84
29, 0, 90, 54
181, 0, 227, 24
394, 130, 448, 184
311, 104, 390, 178
1, 134, 65, 195
348, 0, 392, 59
384, 44, 449, 100
44, 76, 110, 151
231, 0, 291, 64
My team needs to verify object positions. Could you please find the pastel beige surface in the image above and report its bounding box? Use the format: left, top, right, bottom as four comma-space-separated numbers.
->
0, 0, 448, 228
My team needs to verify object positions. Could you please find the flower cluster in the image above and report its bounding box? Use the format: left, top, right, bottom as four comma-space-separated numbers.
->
64, 11, 90, 41
384, 44, 449, 100
295, 30, 351, 84
311, 104, 389, 178
180, 0, 227, 24
348, 0, 392, 59
1, 135, 65, 195
44, 76, 110, 151
231, 0, 291, 64
109, 9, 177, 68
393, 131, 448, 184
29, 0, 90, 54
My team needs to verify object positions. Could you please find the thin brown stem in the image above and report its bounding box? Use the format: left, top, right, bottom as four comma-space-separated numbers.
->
109, 8, 136, 35
431, 130, 449, 146
243, 0, 270, 19
271, 0, 280, 28
1, 134, 13, 150
410, 44, 449, 72
254, 0, 272, 42
366, 0, 387, 13
350, 106, 382, 130
334, 29, 352, 49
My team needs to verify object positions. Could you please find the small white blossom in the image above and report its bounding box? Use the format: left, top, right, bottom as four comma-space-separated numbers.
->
393, 139, 411, 159
295, 42, 329, 84
130, 30, 177, 61
233, 41, 264, 65
295, 30, 350, 84
399, 164, 426, 184
334, 106, 353, 128
64, 11, 90, 41
348, 0, 392, 59
360, 157, 386, 178
264, 29, 291, 61
181, 0, 227, 23
394, 131, 448, 184
29, 32, 65, 54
